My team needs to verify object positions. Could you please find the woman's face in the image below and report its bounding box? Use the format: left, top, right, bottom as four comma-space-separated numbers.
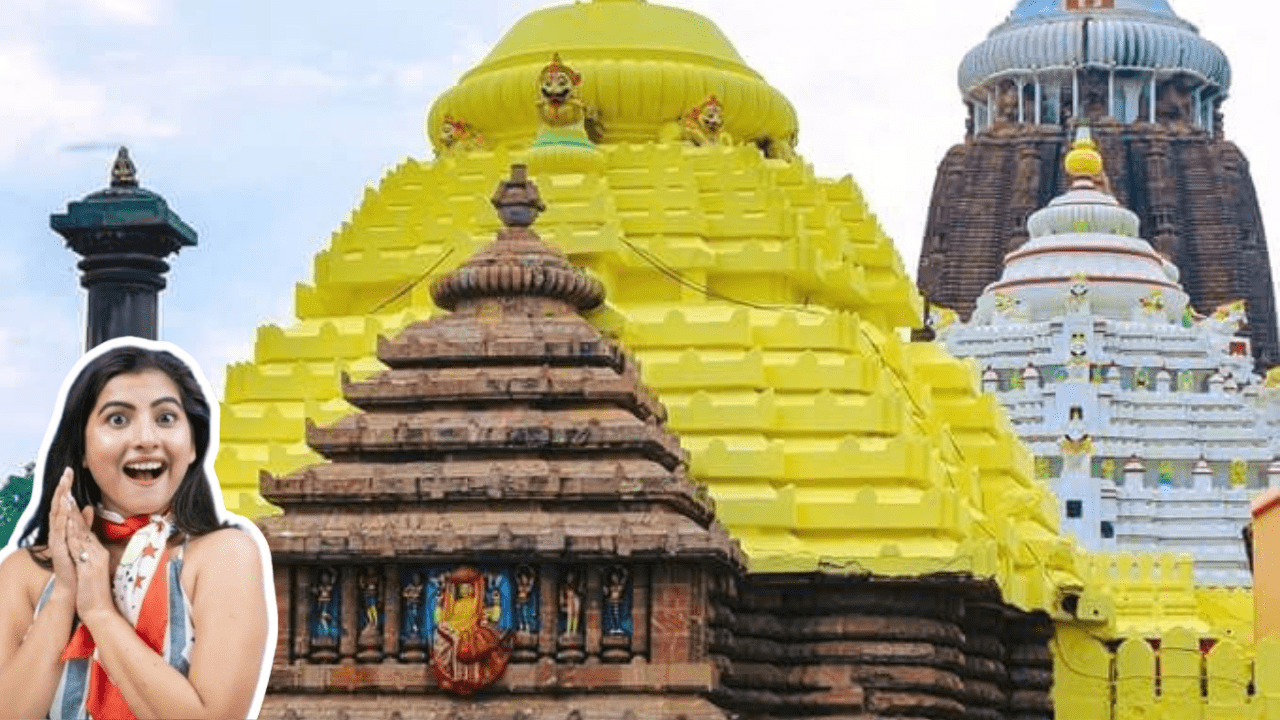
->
83, 368, 196, 518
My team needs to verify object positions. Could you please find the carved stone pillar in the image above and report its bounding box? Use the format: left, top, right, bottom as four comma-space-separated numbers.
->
272, 565, 290, 667
292, 566, 312, 663
382, 565, 400, 662
538, 564, 559, 659
585, 565, 603, 660
340, 567, 358, 662
630, 564, 649, 659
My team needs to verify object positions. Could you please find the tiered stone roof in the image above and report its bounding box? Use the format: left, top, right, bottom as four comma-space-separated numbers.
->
261, 165, 739, 568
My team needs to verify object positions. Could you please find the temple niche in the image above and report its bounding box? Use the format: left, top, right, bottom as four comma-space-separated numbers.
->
918, 0, 1280, 369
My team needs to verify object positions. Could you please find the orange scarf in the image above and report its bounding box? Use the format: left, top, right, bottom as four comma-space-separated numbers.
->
60, 512, 172, 720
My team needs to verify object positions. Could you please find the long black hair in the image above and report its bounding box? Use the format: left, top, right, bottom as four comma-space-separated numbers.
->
19, 345, 223, 554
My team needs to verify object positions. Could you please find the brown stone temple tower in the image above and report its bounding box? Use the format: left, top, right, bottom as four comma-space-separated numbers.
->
917, 0, 1280, 368
257, 165, 743, 718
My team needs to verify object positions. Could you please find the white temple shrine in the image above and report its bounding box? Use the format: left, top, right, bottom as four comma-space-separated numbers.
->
934, 127, 1280, 586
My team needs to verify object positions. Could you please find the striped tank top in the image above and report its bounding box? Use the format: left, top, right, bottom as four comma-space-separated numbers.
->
34, 553, 195, 720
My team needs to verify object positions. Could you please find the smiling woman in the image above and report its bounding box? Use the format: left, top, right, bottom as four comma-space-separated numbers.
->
0, 338, 274, 720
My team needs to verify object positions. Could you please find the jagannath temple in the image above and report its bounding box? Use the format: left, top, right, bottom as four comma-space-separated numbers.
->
936, 126, 1280, 587
917, 0, 1280, 370
10, 0, 1280, 717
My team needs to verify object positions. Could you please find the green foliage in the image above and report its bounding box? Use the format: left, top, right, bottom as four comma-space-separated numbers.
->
0, 469, 34, 546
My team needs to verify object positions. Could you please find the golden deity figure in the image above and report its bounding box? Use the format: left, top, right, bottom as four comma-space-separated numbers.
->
527, 53, 603, 173
537, 53, 586, 127
430, 567, 511, 695
662, 94, 733, 147
1137, 289, 1165, 317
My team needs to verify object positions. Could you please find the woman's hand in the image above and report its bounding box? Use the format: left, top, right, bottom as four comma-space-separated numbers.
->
64, 503, 113, 628
48, 468, 78, 601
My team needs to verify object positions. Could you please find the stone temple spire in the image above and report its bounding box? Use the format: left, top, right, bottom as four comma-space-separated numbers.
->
430, 164, 604, 312
257, 164, 740, 714
50, 147, 196, 349
919, 0, 1279, 369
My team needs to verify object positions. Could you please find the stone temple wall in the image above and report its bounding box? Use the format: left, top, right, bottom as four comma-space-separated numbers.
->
918, 118, 1279, 369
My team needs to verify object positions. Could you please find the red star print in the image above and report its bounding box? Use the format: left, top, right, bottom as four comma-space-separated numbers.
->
135, 574, 146, 589
142, 545, 158, 558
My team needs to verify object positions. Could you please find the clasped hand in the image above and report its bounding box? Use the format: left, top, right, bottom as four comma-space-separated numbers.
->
49, 468, 116, 627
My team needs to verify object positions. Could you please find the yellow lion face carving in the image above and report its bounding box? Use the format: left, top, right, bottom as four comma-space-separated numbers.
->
697, 96, 723, 134
539, 53, 580, 108
441, 115, 466, 146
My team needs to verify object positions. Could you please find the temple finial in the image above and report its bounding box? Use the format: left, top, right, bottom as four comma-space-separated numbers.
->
110, 147, 138, 188
490, 164, 546, 227
1063, 124, 1113, 194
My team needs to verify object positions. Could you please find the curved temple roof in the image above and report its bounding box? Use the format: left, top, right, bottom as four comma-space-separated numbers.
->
960, 0, 1230, 95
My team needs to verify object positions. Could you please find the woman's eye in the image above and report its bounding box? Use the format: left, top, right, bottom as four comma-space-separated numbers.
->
107, 413, 127, 427
157, 411, 179, 426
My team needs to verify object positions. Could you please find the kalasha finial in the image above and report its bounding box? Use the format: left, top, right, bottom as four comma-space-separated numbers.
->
110, 147, 138, 188
1064, 125, 1104, 182
491, 164, 546, 227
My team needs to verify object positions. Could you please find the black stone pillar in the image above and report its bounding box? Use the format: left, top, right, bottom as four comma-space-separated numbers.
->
50, 147, 196, 350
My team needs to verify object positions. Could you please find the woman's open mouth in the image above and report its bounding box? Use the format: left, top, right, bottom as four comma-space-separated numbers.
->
123, 460, 167, 482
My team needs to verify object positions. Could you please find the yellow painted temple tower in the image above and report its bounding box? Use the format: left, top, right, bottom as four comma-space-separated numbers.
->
216, 0, 1280, 716
220, 0, 1075, 610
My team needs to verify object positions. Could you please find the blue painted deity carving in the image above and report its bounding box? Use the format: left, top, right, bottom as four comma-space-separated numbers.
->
310, 566, 341, 644
514, 566, 540, 633
358, 567, 381, 633
402, 572, 427, 640
602, 566, 632, 637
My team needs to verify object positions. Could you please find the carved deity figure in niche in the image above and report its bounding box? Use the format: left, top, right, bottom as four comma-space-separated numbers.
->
602, 566, 631, 636
309, 567, 340, 660
510, 566, 539, 662
514, 566, 539, 634
357, 567, 383, 662
1231, 459, 1249, 487
1133, 367, 1150, 389
1178, 369, 1195, 392
431, 567, 511, 694
556, 568, 586, 663
438, 114, 487, 153
537, 53, 586, 127
400, 572, 427, 661
559, 569, 584, 636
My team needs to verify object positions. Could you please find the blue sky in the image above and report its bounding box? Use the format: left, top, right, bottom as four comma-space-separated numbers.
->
1, 0, 1275, 473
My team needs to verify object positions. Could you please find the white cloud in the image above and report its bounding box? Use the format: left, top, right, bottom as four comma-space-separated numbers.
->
0, 45, 178, 166
84, 0, 164, 26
